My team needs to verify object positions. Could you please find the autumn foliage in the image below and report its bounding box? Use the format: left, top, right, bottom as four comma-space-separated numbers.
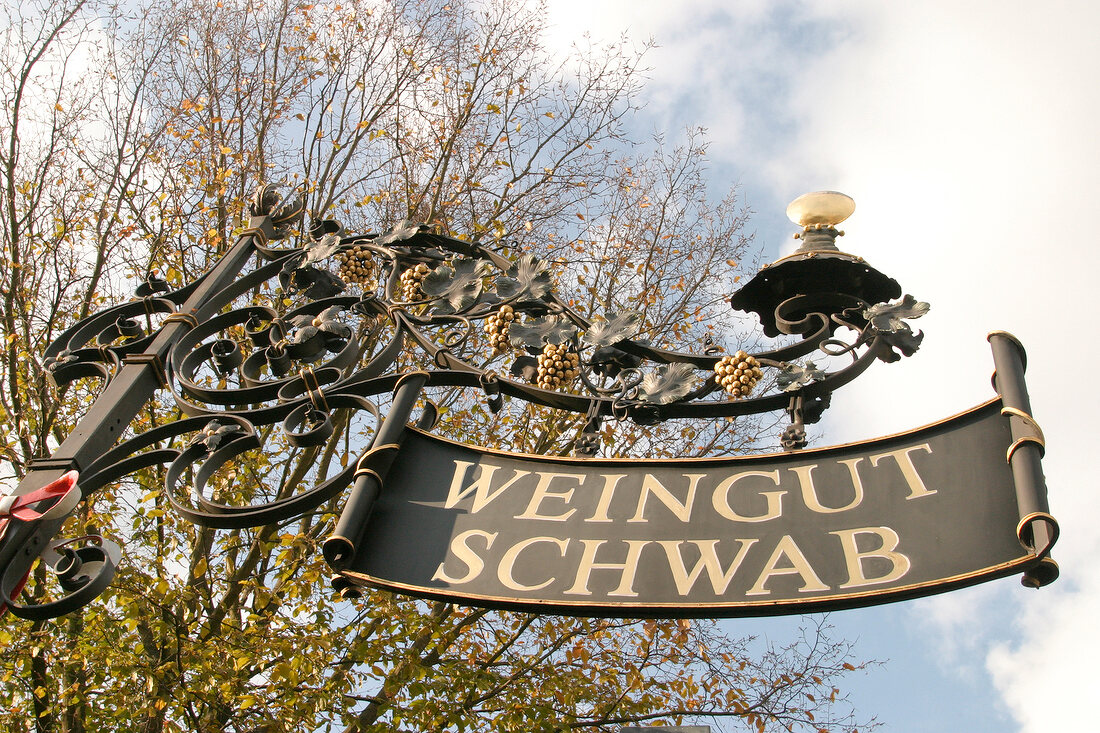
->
0, 0, 872, 731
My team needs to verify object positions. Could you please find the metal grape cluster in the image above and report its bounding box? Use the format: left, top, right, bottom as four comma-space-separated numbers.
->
399, 263, 431, 301
536, 342, 580, 390
336, 243, 377, 286
484, 304, 515, 353
715, 351, 763, 398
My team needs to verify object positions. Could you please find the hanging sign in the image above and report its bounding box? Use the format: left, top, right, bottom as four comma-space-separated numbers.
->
341, 398, 1053, 616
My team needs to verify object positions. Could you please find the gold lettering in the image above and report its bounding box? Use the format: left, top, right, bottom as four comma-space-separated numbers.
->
564, 539, 649, 597
870, 444, 936, 499
497, 536, 569, 591
585, 473, 627, 522
657, 539, 758, 595
831, 526, 911, 588
745, 535, 829, 596
444, 461, 530, 512
431, 529, 497, 585
628, 473, 704, 523
514, 472, 584, 521
712, 470, 786, 522
791, 458, 866, 514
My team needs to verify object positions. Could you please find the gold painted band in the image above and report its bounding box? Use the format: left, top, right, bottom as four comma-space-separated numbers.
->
354, 443, 402, 475
164, 312, 199, 328
122, 353, 169, 389
1007, 436, 1046, 463
1001, 406, 1046, 460
1016, 511, 1060, 555
300, 367, 330, 413
352, 467, 383, 483
240, 226, 269, 247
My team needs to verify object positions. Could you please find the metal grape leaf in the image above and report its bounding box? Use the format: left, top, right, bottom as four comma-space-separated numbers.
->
589, 345, 643, 378
301, 233, 341, 266
193, 419, 247, 451
44, 349, 77, 369
865, 294, 930, 332
507, 316, 578, 348
583, 311, 642, 349
494, 254, 554, 302
312, 305, 353, 346
291, 324, 320, 344
375, 219, 423, 246
510, 355, 538, 382
250, 185, 303, 233
422, 259, 493, 314
636, 362, 697, 404
865, 294, 930, 362
777, 360, 826, 392
279, 262, 345, 299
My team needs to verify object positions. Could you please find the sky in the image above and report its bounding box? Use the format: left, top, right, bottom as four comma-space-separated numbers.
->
541, 1, 1099, 731
8, 1, 1093, 729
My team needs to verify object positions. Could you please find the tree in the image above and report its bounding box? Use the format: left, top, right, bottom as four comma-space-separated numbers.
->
0, 1, 873, 731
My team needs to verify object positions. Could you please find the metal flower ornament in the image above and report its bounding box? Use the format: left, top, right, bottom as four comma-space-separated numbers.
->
1, 185, 1053, 622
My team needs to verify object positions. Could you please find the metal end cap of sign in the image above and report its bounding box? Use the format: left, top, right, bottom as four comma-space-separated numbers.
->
1022, 557, 1059, 588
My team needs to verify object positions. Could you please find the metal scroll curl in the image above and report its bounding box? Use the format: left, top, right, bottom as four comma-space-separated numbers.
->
162, 406, 372, 530
0, 534, 122, 621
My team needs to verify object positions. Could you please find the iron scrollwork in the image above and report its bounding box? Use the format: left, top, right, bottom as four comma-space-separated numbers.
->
0, 184, 928, 619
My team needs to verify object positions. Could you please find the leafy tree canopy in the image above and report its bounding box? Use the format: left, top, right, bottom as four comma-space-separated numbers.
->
0, 0, 873, 731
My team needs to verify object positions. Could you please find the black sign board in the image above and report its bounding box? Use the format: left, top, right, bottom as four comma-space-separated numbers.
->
342, 399, 1049, 617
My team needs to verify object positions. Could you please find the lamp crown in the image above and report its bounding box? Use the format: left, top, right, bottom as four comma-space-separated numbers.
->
786, 191, 854, 252
786, 191, 855, 228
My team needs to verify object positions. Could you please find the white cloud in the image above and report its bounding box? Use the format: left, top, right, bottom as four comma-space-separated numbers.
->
541, 0, 1099, 729
770, 3, 1100, 731
988, 576, 1100, 731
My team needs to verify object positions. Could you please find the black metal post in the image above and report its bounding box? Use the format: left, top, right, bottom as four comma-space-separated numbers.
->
324, 372, 429, 570
0, 216, 274, 613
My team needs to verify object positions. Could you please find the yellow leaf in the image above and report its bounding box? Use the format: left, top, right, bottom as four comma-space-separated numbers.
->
219, 145, 232, 155
54, 103, 64, 112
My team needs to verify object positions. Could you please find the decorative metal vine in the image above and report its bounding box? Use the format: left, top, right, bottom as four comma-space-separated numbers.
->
0, 184, 928, 620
